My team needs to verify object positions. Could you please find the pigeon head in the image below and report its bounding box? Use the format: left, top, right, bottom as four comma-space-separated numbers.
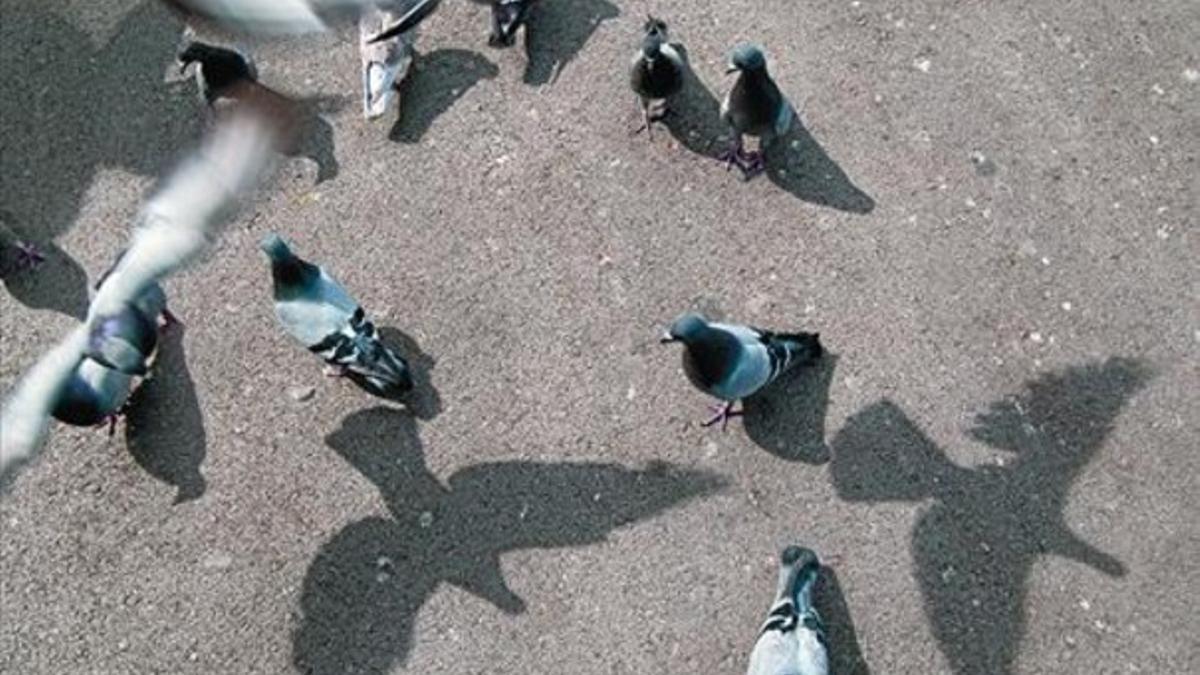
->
490, 0, 532, 47
177, 42, 255, 87
660, 313, 708, 344
727, 43, 767, 74
643, 15, 668, 40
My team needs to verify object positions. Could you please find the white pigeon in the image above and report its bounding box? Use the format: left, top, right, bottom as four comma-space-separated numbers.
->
746, 546, 829, 675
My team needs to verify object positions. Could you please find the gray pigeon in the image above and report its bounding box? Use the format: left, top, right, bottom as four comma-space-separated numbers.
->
629, 16, 684, 139
661, 313, 821, 429
260, 234, 413, 397
50, 357, 135, 434
84, 252, 179, 376
719, 44, 795, 178
746, 546, 829, 675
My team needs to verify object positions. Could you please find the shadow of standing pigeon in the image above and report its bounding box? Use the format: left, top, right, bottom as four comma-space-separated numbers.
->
389, 49, 499, 143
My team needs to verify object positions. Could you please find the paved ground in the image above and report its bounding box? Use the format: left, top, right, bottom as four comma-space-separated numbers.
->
1, 0, 1197, 673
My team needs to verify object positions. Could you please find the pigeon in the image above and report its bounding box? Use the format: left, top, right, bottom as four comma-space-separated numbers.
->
260, 233, 413, 397
660, 313, 822, 429
162, 0, 419, 35
746, 546, 829, 675
2, 108, 284, 486
359, 1, 418, 119
0, 218, 45, 272
50, 357, 135, 434
84, 252, 179, 376
719, 44, 795, 178
177, 41, 257, 108
629, 16, 684, 139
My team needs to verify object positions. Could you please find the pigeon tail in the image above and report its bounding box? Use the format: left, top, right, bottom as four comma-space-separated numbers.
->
765, 331, 822, 380
760, 546, 824, 638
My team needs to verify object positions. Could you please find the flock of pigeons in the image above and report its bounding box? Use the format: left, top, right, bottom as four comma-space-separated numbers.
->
1, 1, 832, 673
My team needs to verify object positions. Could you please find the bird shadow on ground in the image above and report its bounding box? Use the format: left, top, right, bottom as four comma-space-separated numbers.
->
661, 54, 874, 214
0, 1, 196, 311
818, 565, 872, 675
123, 322, 207, 503
0, 238, 91, 319
291, 406, 728, 674
764, 122, 876, 214
288, 95, 348, 184
742, 353, 838, 464
390, 49, 499, 144
522, 0, 619, 85
829, 357, 1151, 674
347, 326, 443, 419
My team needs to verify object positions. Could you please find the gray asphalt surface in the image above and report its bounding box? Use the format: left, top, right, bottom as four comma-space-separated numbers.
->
1, 0, 1197, 673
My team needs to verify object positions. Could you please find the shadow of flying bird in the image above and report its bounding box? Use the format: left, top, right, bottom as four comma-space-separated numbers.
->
830, 357, 1151, 674
123, 322, 207, 503
292, 407, 727, 674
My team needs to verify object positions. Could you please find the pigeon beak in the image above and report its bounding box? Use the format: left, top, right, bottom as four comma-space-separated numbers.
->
659, 332, 677, 344
725, 65, 740, 75
178, 61, 189, 75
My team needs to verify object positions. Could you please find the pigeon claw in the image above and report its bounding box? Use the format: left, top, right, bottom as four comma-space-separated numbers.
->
737, 150, 766, 179
701, 402, 743, 431
13, 242, 45, 270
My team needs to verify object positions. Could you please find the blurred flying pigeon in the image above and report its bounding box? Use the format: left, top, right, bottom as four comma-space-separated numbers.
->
0, 218, 45, 273
50, 357, 135, 434
746, 546, 829, 675
720, 44, 795, 178
629, 16, 684, 139
162, 0, 428, 35
661, 313, 822, 429
2, 109, 285, 486
84, 252, 179, 376
260, 233, 413, 397
358, 1, 418, 119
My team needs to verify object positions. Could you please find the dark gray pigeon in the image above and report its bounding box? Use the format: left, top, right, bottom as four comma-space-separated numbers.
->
719, 44, 795, 178
746, 546, 829, 675
629, 16, 684, 139
661, 313, 821, 429
261, 233, 413, 397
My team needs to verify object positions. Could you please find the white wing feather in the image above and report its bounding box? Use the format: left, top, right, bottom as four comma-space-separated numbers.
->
0, 325, 89, 483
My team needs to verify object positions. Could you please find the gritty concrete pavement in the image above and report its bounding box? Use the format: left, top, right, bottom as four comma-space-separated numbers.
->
1, 0, 1197, 673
